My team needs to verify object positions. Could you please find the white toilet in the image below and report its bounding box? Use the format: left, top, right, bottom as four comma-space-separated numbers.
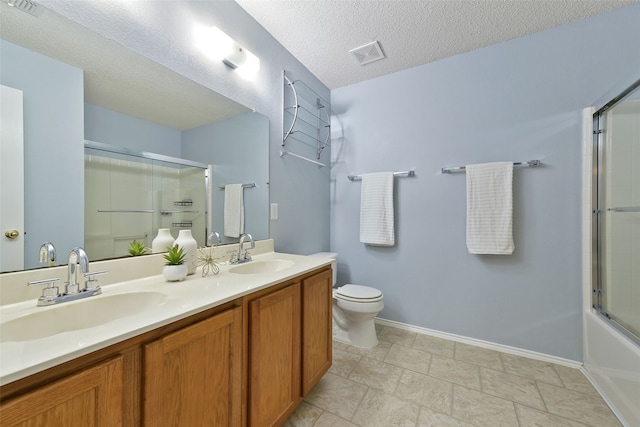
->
310, 252, 384, 349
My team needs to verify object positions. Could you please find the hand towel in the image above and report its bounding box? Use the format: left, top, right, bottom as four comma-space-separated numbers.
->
359, 172, 395, 246
466, 162, 514, 254
224, 184, 244, 238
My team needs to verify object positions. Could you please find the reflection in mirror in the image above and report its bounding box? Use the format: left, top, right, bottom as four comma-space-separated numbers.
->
84, 142, 210, 261
0, 4, 269, 273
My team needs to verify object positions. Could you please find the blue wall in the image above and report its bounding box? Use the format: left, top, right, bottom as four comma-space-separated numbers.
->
182, 112, 270, 243
330, 5, 640, 361
1, 40, 84, 270
85, 104, 181, 157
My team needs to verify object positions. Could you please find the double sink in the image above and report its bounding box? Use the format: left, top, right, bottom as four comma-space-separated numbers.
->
0, 254, 317, 385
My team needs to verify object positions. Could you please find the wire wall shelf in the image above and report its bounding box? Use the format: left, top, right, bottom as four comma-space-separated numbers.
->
282, 71, 331, 167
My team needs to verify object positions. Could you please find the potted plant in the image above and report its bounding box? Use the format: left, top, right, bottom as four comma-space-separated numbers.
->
128, 240, 149, 256
162, 244, 188, 282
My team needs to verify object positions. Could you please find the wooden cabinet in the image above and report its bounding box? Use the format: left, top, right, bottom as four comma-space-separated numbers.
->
0, 356, 124, 427
143, 307, 242, 427
246, 267, 332, 426
0, 265, 332, 427
301, 268, 332, 395
247, 283, 301, 427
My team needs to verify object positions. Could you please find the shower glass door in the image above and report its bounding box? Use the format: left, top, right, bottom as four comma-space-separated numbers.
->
593, 81, 640, 343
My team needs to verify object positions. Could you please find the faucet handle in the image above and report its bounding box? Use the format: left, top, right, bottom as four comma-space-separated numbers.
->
28, 278, 60, 303
84, 270, 108, 291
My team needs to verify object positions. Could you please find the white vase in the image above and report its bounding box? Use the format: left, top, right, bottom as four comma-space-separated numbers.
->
152, 228, 175, 254
163, 264, 188, 282
174, 229, 198, 275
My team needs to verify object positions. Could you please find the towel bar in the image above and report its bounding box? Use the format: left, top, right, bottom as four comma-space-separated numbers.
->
441, 160, 540, 174
348, 170, 415, 181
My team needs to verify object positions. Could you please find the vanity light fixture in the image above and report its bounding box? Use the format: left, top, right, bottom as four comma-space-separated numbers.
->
198, 26, 260, 78
1, 0, 42, 16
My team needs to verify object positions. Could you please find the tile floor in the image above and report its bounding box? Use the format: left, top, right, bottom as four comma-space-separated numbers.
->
284, 324, 621, 427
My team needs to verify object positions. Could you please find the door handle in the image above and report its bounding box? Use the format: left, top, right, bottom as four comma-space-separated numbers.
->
4, 229, 20, 239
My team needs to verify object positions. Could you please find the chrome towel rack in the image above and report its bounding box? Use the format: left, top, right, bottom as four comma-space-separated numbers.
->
441, 160, 541, 174
348, 170, 415, 181
218, 183, 256, 189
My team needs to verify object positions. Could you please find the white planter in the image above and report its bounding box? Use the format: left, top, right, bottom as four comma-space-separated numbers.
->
174, 229, 198, 275
152, 228, 175, 254
163, 264, 188, 282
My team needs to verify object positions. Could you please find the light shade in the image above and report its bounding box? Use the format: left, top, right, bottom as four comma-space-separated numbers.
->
198, 26, 259, 77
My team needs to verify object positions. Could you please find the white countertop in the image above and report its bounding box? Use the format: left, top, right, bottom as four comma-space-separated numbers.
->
0, 251, 331, 386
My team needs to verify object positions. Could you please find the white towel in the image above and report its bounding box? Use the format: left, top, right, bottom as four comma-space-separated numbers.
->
359, 172, 395, 246
224, 184, 244, 238
466, 162, 514, 255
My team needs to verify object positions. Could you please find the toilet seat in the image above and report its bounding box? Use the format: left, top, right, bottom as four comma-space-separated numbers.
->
334, 284, 383, 303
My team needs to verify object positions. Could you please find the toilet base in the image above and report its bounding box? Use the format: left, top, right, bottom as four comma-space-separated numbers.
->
332, 317, 379, 349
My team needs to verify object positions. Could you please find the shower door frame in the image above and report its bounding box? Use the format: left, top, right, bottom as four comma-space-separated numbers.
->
591, 76, 640, 345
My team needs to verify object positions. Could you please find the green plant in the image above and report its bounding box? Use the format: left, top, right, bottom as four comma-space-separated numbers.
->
128, 240, 149, 256
163, 244, 186, 265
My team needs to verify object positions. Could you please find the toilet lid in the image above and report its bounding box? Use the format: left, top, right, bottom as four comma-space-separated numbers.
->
334, 284, 383, 302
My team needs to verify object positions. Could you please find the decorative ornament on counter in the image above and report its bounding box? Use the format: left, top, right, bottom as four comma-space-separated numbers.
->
196, 246, 226, 276
174, 229, 198, 275
151, 228, 175, 254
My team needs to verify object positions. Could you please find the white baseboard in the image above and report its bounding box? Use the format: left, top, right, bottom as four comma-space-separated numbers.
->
374, 317, 582, 369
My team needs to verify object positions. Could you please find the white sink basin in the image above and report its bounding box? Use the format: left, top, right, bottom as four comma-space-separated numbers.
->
0, 291, 167, 343
229, 259, 295, 275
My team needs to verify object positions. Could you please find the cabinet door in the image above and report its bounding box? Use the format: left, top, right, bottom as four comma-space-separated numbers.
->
0, 356, 124, 427
143, 307, 242, 427
301, 269, 333, 395
248, 283, 301, 427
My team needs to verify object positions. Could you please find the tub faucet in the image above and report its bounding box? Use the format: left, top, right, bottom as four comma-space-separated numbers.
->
66, 247, 89, 295
231, 233, 254, 264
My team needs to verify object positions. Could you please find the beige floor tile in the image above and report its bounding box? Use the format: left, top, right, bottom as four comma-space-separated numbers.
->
479, 367, 545, 410
330, 347, 362, 378
501, 353, 563, 386
384, 344, 432, 374
417, 407, 475, 427
342, 340, 393, 361
413, 334, 455, 358
452, 385, 518, 426
455, 342, 504, 371
282, 401, 323, 426
377, 325, 417, 347
304, 373, 368, 420
395, 370, 453, 414
537, 382, 622, 426
348, 356, 403, 393
553, 365, 600, 396
515, 404, 589, 427
429, 355, 481, 390
314, 411, 359, 427
351, 388, 419, 427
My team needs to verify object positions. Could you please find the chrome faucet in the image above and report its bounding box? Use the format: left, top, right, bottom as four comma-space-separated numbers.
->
207, 231, 221, 246
27, 247, 108, 306
39, 242, 56, 267
231, 233, 254, 264
66, 247, 90, 294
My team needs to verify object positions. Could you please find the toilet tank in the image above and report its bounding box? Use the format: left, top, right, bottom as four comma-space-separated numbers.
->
309, 252, 337, 286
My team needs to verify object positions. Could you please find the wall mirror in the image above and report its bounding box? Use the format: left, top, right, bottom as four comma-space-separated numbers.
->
0, 4, 269, 272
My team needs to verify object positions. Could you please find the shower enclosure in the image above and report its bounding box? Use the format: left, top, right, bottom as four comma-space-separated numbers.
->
585, 74, 640, 426
592, 79, 640, 344
84, 141, 210, 261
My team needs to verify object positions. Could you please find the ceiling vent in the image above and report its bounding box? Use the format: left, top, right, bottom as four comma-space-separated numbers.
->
349, 41, 385, 66
1, 0, 43, 16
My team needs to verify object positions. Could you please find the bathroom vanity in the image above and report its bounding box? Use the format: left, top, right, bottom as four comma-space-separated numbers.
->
0, 248, 332, 426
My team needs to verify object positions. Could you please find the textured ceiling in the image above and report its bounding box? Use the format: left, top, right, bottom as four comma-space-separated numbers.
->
236, 0, 637, 89
0, 2, 250, 130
